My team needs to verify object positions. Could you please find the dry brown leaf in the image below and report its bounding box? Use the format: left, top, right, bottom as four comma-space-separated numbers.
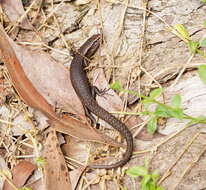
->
42, 128, 71, 190
4, 30, 84, 116
51, 116, 124, 147
0, 25, 56, 118
0, 25, 123, 147
1, 0, 33, 30
3, 161, 37, 190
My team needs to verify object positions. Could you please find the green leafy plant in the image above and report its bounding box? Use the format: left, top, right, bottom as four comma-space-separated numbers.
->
201, 0, 206, 3
174, 24, 206, 58
198, 65, 206, 84
126, 162, 164, 190
188, 41, 199, 54
142, 90, 185, 134
110, 81, 206, 135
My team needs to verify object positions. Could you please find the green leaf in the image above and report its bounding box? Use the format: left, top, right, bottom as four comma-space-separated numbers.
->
141, 175, 151, 188
151, 171, 160, 183
149, 88, 163, 99
141, 184, 150, 190
188, 41, 199, 54
155, 105, 172, 118
35, 156, 47, 167
204, 20, 206, 27
142, 185, 150, 190
201, 0, 206, 3
147, 117, 157, 134
174, 24, 190, 40
142, 98, 153, 105
127, 89, 139, 96
171, 94, 181, 108
156, 187, 165, 190
110, 81, 123, 91
155, 105, 184, 119
200, 38, 206, 47
148, 183, 156, 190
198, 65, 206, 84
126, 166, 148, 178
170, 108, 184, 119
197, 49, 206, 58
18, 188, 32, 190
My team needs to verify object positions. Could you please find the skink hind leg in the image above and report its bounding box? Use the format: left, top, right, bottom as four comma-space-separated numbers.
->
85, 86, 112, 127
83, 105, 96, 124
83, 104, 100, 128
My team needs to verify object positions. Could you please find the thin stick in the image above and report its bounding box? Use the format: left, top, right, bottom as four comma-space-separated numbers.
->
171, 54, 194, 87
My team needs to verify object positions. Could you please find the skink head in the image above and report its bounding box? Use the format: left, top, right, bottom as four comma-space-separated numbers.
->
78, 34, 102, 57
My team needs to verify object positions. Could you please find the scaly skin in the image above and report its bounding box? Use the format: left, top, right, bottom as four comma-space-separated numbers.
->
70, 34, 133, 169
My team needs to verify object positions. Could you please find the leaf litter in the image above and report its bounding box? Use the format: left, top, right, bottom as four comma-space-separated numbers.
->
2, 160, 37, 190
0, 25, 125, 146
0, 1, 139, 189
1, 0, 33, 30
1, 0, 206, 190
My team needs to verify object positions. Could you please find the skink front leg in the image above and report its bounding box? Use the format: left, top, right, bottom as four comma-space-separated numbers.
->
91, 86, 110, 99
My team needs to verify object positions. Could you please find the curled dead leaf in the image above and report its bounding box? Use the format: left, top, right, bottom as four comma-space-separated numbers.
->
3, 161, 37, 190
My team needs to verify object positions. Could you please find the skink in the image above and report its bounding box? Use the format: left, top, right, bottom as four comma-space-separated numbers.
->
70, 34, 133, 169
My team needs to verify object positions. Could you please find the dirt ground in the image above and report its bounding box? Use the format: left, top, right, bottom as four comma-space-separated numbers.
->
0, 0, 206, 190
